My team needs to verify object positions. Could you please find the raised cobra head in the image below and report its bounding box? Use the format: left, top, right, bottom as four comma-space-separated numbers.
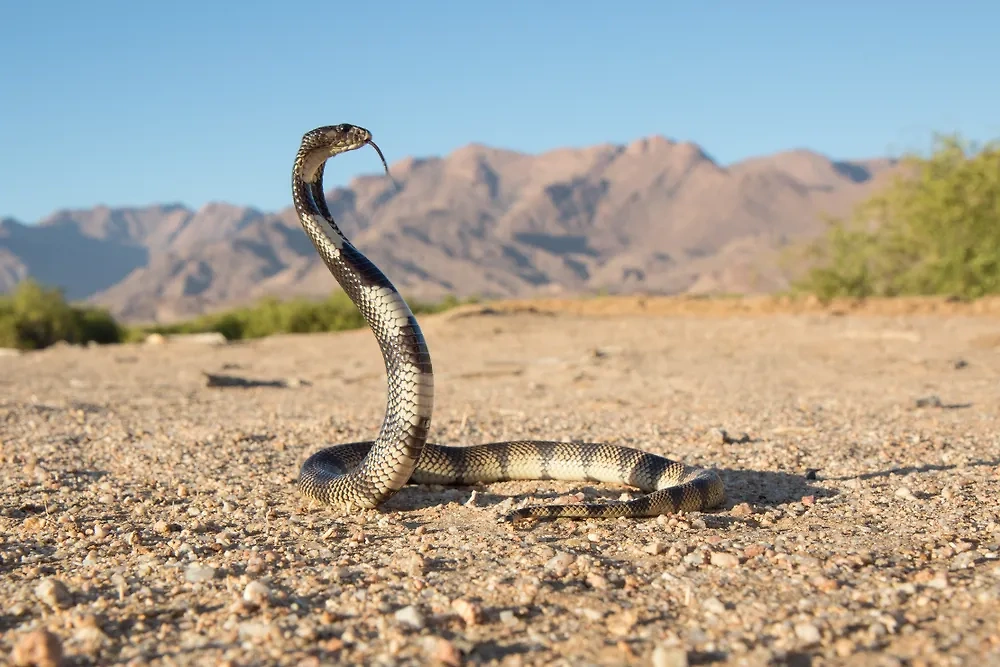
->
297, 123, 391, 182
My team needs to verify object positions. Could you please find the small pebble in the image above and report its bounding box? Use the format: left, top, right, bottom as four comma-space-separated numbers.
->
702, 597, 726, 615
683, 550, 707, 566
586, 572, 610, 590
710, 552, 740, 568
12, 629, 64, 667
451, 598, 481, 626
544, 551, 576, 575
427, 637, 462, 666
651, 644, 688, 667
395, 605, 426, 630
730, 503, 753, 518
794, 622, 822, 645
242, 580, 270, 604
645, 540, 666, 555
834, 638, 857, 657
35, 579, 72, 610
185, 565, 217, 583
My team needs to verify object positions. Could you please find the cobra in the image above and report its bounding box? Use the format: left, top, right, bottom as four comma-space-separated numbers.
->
292, 124, 725, 524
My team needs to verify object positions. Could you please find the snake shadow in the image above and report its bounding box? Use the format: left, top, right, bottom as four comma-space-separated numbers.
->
381, 467, 832, 518
715, 466, 836, 508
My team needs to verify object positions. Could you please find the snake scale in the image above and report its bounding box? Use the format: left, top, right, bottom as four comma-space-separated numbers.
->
292, 124, 725, 524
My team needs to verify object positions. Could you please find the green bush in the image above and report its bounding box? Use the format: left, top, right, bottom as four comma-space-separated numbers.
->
792, 133, 1000, 300
0, 279, 125, 350
72, 307, 123, 345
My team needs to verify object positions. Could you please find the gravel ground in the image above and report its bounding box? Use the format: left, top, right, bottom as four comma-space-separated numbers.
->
2, 302, 999, 666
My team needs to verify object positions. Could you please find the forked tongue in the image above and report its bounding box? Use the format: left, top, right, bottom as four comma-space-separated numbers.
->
366, 139, 400, 192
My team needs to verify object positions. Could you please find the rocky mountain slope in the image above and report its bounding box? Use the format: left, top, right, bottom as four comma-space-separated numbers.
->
0, 136, 897, 322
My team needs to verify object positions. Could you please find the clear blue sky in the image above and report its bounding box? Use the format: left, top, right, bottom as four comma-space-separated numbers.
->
1, 1, 997, 223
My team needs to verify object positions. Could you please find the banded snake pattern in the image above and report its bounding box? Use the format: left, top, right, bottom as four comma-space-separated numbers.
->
291, 124, 725, 525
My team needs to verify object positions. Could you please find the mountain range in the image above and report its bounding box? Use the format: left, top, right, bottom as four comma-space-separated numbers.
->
0, 135, 899, 323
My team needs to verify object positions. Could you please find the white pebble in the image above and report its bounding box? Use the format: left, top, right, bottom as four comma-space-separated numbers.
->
184, 564, 217, 583
394, 605, 426, 629
794, 622, 822, 645
242, 580, 270, 604
702, 597, 726, 615
644, 540, 666, 555
652, 644, 689, 667
544, 551, 576, 575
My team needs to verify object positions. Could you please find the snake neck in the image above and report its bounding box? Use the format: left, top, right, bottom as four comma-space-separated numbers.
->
307, 162, 336, 227
292, 151, 344, 252
292, 147, 435, 503
291, 150, 374, 294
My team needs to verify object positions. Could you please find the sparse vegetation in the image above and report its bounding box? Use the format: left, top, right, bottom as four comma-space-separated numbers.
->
0, 283, 472, 350
791, 133, 1000, 300
0, 279, 124, 350
131, 292, 471, 342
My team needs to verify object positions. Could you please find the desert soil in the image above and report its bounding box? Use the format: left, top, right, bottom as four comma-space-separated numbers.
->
1, 297, 999, 666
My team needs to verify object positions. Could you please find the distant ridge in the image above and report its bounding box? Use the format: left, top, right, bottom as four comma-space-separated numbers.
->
0, 136, 897, 323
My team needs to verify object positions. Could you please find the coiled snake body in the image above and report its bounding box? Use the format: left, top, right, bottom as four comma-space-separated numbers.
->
293, 124, 725, 524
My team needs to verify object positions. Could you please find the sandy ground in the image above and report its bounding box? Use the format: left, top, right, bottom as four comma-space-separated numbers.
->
1, 300, 999, 666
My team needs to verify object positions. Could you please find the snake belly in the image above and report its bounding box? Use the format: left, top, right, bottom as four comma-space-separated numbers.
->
291, 124, 725, 523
